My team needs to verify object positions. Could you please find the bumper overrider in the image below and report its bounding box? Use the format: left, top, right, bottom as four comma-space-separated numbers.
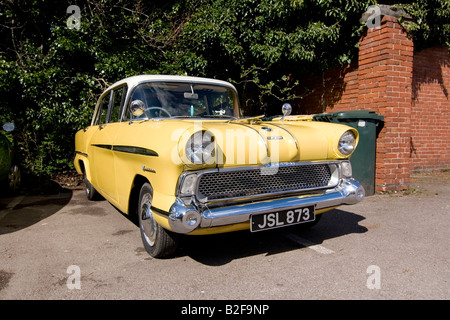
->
156, 161, 365, 234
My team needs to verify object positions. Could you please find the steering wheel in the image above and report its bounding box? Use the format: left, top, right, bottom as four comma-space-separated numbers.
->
144, 107, 172, 118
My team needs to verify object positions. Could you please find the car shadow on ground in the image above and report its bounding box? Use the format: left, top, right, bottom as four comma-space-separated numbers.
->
0, 181, 73, 235
173, 208, 368, 266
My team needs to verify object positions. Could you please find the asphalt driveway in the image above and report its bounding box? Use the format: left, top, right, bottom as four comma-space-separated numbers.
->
0, 171, 449, 301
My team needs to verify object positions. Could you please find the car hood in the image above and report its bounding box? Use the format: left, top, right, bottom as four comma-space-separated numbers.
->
157, 118, 358, 168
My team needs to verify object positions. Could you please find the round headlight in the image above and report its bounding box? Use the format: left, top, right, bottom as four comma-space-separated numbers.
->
338, 131, 356, 155
185, 130, 215, 164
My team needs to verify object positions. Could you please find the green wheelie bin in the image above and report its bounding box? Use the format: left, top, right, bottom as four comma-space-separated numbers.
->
313, 110, 384, 195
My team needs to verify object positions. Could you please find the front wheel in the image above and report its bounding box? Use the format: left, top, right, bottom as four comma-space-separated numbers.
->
138, 183, 179, 258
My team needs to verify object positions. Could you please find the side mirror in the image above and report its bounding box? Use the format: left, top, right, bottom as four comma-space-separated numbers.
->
281, 103, 292, 121
2, 122, 15, 132
130, 100, 146, 118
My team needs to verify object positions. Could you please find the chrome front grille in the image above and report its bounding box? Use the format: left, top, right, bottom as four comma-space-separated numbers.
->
197, 163, 337, 202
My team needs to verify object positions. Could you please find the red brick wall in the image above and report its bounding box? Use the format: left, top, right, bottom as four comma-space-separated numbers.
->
296, 15, 449, 192
295, 62, 359, 114
411, 46, 450, 171
359, 15, 414, 191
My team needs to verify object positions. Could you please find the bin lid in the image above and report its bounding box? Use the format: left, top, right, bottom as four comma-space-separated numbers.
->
314, 110, 384, 121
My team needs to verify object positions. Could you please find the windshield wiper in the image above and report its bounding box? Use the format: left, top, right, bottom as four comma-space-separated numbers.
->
170, 115, 237, 119
171, 115, 202, 118
204, 115, 237, 119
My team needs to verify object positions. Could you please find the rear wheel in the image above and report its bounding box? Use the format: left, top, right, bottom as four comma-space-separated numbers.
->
138, 183, 178, 258
84, 174, 102, 200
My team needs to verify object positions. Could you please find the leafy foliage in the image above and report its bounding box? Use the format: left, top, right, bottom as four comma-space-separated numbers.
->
173, 0, 380, 115
0, 0, 447, 177
393, 0, 450, 50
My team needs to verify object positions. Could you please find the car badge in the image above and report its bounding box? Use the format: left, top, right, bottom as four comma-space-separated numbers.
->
142, 166, 156, 173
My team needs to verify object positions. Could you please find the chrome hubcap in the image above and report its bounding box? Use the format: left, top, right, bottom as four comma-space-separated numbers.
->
140, 193, 157, 246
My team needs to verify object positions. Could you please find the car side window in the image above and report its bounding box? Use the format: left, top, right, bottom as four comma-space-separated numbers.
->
110, 85, 127, 123
95, 90, 111, 125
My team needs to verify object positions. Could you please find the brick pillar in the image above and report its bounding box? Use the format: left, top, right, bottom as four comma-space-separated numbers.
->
358, 14, 414, 192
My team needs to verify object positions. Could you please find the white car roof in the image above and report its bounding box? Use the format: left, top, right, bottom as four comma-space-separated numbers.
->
107, 75, 237, 92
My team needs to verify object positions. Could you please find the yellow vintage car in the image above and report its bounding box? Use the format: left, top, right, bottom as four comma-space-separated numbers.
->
74, 75, 365, 258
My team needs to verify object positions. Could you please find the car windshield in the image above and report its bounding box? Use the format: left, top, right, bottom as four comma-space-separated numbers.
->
126, 81, 239, 120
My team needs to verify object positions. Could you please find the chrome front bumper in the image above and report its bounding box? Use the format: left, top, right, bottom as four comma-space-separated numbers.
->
160, 178, 365, 234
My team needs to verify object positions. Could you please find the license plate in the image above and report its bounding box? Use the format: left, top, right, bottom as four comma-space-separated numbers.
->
250, 205, 315, 232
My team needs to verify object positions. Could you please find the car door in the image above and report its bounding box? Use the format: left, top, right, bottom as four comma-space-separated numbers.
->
89, 85, 127, 203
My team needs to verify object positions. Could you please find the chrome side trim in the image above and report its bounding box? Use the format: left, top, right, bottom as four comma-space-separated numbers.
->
92, 144, 112, 150
91, 144, 159, 157
113, 145, 158, 157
